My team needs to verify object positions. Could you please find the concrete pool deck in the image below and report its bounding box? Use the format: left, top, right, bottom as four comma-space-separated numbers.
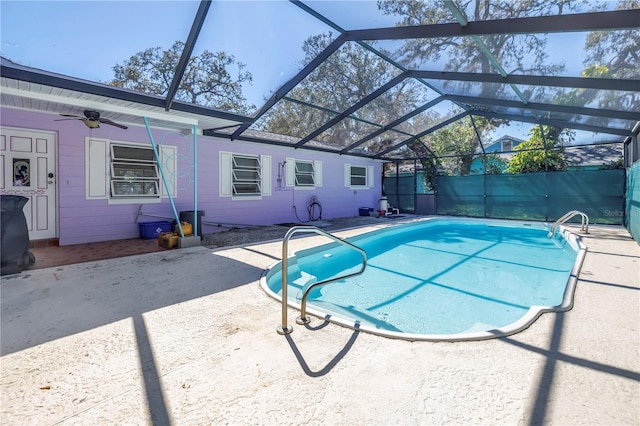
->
1, 222, 639, 425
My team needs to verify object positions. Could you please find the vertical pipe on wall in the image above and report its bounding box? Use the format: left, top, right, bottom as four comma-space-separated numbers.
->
143, 117, 184, 238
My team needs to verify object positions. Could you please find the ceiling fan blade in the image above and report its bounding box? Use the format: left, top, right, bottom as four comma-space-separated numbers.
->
99, 118, 128, 130
54, 117, 82, 122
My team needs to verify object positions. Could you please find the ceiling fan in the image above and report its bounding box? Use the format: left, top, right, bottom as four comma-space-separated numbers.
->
55, 110, 128, 130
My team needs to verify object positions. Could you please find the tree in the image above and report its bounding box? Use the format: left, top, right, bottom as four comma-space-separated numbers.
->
484, 154, 509, 175
376, 0, 586, 174
261, 1, 606, 174
110, 41, 254, 115
258, 32, 429, 156
422, 115, 491, 176
555, 0, 639, 124
506, 126, 571, 173
599, 157, 624, 170
581, 0, 640, 111
259, 30, 492, 174
377, 0, 581, 77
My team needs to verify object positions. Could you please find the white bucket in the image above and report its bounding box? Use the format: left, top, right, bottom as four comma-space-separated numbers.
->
380, 197, 388, 211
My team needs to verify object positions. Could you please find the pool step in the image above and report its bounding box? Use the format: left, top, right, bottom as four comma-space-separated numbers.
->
292, 271, 317, 288
294, 271, 320, 302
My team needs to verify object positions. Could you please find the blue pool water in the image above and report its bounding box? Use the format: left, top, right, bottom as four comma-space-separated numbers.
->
261, 218, 585, 340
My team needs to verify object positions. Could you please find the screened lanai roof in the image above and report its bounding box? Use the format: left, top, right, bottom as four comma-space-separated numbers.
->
1, 0, 639, 161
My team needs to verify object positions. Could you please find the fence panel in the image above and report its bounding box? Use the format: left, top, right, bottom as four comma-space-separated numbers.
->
436, 170, 625, 224
485, 174, 547, 221
627, 162, 640, 241
436, 175, 484, 217
546, 170, 624, 224
383, 175, 416, 213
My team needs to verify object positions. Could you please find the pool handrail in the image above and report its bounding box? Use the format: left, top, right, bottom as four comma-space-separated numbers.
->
548, 210, 589, 237
277, 225, 367, 335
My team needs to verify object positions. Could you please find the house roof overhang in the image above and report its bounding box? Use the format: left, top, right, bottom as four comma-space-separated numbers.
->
0, 57, 250, 132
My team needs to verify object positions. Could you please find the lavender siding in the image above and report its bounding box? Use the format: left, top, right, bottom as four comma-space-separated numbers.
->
1, 107, 382, 245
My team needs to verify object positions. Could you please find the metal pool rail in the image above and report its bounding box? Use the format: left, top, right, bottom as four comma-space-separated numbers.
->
277, 226, 367, 335
548, 210, 589, 237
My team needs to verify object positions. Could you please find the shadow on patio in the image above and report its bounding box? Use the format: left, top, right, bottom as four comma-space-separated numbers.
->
0, 248, 264, 356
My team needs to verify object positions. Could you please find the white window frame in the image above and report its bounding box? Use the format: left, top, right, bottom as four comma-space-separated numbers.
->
349, 165, 368, 187
232, 154, 262, 196
219, 151, 271, 200
295, 160, 315, 187
85, 138, 176, 205
344, 163, 374, 189
286, 158, 322, 190
110, 143, 160, 198
502, 140, 512, 152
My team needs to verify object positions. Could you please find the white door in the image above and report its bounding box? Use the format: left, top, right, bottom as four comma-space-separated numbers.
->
1, 127, 57, 240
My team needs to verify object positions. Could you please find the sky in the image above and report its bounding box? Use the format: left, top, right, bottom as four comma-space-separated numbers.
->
0, 1, 336, 106
0, 0, 622, 144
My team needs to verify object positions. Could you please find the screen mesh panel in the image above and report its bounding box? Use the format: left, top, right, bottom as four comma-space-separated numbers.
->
436, 170, 625, 224
626, 162, 640, 241
383, 174, 416, 213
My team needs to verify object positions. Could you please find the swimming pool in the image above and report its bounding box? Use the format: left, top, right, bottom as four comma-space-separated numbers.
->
260, 217, 586, 341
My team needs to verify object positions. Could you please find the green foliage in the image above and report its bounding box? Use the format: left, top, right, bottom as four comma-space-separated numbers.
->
259, 32, 428, 156
264, 0, 573, 163
582, 64, 611, 78
110, 41, 254, 114
506, 126, 570, 173
572, 1, 640, 111
378, 0, 572, 97
599, 157, 624, 170
373, 0, 574, 166
420, 157, 438, 192
422, 116, 493, 176
484, 154, 509, 175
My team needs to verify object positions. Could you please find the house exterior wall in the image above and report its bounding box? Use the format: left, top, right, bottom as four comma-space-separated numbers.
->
484, 136, 523, 153
1, 107, 382, 245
